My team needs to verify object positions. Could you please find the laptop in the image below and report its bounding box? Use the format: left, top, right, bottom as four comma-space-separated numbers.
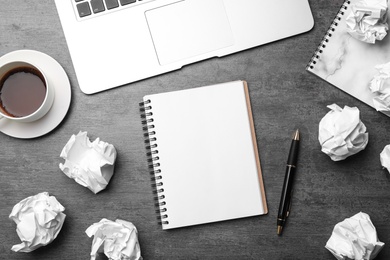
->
55, 0, 314, 94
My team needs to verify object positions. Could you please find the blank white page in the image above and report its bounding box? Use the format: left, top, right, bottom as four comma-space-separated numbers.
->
143, 80, 267, 229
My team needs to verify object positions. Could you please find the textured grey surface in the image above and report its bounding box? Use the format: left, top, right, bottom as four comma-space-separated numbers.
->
1, 0, 390, 259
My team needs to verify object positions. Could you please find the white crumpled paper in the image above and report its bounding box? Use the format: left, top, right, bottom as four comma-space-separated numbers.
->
325, 212, 384, 260
59, 131, 117, 194
369, 61, 390, 112
318, 104, 369, 161
380, 144, 390, 172
346, 0, 388, 44
9, 192, 66, 252
86, 218, 143, 260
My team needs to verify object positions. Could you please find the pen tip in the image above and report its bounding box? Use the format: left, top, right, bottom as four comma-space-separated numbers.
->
277, 225, 283, 235
292, 129, 299, 141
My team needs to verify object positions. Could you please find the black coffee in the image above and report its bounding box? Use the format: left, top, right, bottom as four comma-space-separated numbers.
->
0, 67, 46, 118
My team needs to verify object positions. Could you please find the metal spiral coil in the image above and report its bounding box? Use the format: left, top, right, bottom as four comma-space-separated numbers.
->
139, 99, 169, 225
306, 0, 351, 70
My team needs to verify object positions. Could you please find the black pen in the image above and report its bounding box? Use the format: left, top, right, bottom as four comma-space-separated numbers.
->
277, 129, 300, 235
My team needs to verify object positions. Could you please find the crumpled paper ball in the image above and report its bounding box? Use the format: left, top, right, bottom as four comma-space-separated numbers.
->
86, 218, 143, 260
346, 0, 388, 44
9, 192, 66, 252
59, 131, 117, 194
369, 61, 390, 112
380, 144, 390, 172
318, 104, 369, 161
325, 212, 384, 260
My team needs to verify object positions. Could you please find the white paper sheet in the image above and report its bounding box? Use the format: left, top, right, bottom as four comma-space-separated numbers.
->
380, 144, 390, 172
319, 104, 369, 161
346, 0, 388, 43
9, 192, 66, 252
325, 212, 384, 260
59, 131, 117, 194
370, 61, 390, 111
86, 218, 142, 260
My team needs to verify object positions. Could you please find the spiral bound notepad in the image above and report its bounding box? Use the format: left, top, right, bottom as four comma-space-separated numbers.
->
139, 80, 267, 230
306, 0, 390, 117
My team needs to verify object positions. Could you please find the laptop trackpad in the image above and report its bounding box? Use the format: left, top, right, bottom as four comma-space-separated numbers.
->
145, 0, 234, 66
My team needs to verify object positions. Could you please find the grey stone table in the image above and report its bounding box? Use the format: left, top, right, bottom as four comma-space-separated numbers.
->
1, 1, 390, 259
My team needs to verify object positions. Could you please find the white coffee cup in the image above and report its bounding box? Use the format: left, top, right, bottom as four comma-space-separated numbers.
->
0, 61, 54, 123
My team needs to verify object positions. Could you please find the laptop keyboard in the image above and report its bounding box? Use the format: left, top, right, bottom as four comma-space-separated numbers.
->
75, 0, 151, 19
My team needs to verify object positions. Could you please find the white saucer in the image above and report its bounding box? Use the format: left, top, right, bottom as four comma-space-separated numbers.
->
0, 50, 71, 139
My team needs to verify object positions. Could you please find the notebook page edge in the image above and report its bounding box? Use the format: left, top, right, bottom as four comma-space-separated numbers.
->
242, 81, 268, 214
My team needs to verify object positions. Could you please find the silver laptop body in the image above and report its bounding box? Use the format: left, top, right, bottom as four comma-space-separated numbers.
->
55, 0, 314, 94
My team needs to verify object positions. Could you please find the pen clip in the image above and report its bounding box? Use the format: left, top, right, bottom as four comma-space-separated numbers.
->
286, 189, 293, 218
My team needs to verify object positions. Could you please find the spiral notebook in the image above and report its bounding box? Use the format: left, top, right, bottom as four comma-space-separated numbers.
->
306, 0, 390, 117
140, 80, 267, 230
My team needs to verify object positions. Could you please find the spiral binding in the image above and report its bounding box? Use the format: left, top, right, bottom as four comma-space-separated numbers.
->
139, 99, 169, 226
306, 0, 351, 70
